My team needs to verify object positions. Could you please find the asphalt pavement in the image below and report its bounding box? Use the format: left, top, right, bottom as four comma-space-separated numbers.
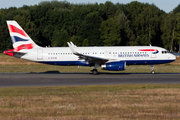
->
0, 73, 180, 87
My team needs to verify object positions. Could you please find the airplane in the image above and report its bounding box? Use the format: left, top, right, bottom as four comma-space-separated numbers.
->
4, 20, 176, 75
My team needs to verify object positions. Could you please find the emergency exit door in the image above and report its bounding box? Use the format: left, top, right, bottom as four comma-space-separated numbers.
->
37, 49, 43, 60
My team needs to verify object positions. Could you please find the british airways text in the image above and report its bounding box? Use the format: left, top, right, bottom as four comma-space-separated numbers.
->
118, 54, 149, 57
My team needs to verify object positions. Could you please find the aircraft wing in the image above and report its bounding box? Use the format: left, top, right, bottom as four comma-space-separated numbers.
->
67, 42, 109, 64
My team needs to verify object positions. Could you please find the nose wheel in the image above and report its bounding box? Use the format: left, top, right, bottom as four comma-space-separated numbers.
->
151, 65, 155, 74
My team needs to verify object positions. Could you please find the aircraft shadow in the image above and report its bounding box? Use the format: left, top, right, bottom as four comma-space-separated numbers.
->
28, 71, 180, 75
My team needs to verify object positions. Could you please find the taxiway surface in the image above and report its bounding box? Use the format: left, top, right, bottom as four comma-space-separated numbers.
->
0, 73, 180, 87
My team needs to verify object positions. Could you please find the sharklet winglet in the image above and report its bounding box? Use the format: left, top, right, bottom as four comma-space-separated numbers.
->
67, 42, 78, 54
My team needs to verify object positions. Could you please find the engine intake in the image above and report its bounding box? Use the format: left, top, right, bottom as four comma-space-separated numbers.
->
101, 61, 126, 71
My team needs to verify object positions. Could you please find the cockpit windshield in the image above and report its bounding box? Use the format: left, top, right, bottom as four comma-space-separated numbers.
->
162, 51, 169, 54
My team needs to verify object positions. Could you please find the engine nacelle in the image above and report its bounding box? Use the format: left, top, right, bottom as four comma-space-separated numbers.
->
101, 61, 126, 71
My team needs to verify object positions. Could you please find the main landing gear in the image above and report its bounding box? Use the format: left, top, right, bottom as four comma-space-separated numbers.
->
151, 65, 155, 74
91, 62, 99, 75
91, 69, 98, 75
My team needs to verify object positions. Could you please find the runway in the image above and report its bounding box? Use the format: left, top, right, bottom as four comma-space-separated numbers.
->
0, 73, 180, 87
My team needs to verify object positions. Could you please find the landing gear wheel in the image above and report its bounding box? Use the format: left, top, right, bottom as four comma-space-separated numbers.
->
91, 69, 98, 75
151, 70, 155, 74
151, 65, 155, 74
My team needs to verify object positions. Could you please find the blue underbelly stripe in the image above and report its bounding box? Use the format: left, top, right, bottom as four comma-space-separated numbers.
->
37, 59, 175, 66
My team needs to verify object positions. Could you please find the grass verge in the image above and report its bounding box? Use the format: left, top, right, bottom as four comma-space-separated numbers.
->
1, 64, 180, 73
0, 84, 180, 120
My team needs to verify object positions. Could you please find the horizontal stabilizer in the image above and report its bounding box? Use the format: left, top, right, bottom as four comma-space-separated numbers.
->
4, 49, 27, 57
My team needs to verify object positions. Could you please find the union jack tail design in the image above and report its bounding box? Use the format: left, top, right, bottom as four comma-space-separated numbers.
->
4, 21, 40, 56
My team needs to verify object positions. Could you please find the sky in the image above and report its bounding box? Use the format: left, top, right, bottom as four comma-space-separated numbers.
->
0, 0, 180, 13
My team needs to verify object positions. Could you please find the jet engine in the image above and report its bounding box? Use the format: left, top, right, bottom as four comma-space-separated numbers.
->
101, 61, 126, 71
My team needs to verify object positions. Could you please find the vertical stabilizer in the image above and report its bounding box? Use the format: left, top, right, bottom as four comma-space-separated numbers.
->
4, 20, 41, 56
6, 20, 40, 51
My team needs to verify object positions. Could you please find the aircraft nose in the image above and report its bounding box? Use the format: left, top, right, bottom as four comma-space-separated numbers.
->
170, 54, 176, 61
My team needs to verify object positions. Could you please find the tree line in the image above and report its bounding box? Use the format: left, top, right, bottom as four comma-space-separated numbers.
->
0, 0, 180, 52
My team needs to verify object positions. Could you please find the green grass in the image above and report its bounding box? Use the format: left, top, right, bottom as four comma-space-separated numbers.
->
1, 84, 180, 96
0, 64, 180, 73
1, 84, 180, 120
0, 53, 5, 56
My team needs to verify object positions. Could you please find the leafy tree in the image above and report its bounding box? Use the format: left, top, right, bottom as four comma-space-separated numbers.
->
161, 13, 176, 51
82, 38, 89, 46
173, 4, 180, 14
0, 10, 5, 52
82, 12, 103, 46
175, 13, 180, 52
39, 0, 72, 10
51, 28, 69, 47
125, 2, 164, 46
99, 17, 122, 46
98, 3, 106, 20
137, 5, 162, 46
117, 12, 137, 46
69, 5, 91, 38
104, 1, 117, 19
70, 35, 81, 46
51, 29, 60, 47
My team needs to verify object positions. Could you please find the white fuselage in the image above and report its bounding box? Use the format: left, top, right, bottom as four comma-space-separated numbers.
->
20, 46, 176, 66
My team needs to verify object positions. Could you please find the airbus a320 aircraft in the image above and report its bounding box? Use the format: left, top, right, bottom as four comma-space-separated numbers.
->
4, 21, 176, 75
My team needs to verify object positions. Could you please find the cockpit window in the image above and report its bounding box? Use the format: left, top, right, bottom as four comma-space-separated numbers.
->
162, 51, 168, 54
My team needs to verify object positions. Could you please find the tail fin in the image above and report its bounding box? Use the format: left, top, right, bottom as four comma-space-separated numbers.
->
5, 21, 40, 56
7, 20, 40, 49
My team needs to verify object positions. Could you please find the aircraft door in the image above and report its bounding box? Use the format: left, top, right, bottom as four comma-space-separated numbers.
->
37, 49, 43, 60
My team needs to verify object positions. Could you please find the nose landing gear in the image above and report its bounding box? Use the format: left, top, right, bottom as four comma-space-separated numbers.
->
151, 65, 155, 74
